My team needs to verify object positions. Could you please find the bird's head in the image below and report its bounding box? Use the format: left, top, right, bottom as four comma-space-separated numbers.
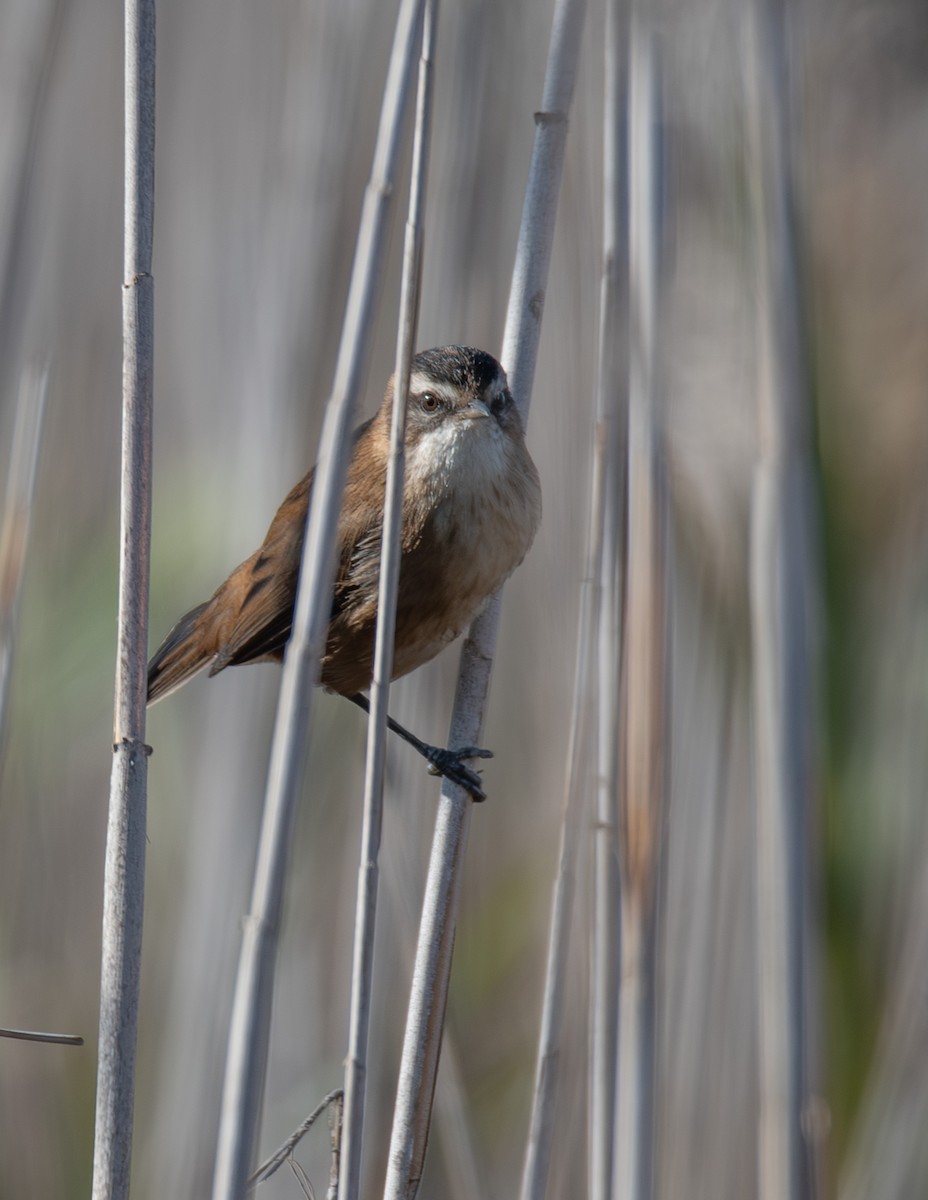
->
379, 346, 524, 447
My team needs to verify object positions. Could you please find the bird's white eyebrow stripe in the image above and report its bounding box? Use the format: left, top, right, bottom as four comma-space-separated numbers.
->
409, 368, 506, 402
409, 372, 460, 404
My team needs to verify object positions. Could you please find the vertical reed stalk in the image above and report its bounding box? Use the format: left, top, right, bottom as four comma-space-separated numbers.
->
614, 8, 667, 1200
522, 3, 631, 1180
382, 1, 588, 1196
588, 1, 628, 1197
745, 0, 816, 1196
210, 3, 426, 1197
340, 3, 437, 1197
520, 403, 612, 1200
91, 0, 155, 1196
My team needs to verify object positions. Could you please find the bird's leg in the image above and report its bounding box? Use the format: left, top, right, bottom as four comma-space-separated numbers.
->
346, 693, 492, 801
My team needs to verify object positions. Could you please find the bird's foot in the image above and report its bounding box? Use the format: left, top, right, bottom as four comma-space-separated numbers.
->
424, 745, 493, 802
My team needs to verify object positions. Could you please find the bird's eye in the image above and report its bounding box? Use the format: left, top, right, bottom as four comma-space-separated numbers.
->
420, 391, 441, 413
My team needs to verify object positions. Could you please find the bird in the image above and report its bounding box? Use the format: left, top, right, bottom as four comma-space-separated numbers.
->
147, 345, 542, 798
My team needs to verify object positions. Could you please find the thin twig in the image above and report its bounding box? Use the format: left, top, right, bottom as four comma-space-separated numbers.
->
91, 0, 156, 1197
286, 1158, 313, 1199
382, 1, 587, 1196
247, 1088, 343, 1188
211, 3, 426, 1197
340, 5, 437, 1199
0, 1026, 83, 1046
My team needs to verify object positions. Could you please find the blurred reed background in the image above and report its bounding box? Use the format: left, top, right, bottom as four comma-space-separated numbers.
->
1, 0, 927, 1197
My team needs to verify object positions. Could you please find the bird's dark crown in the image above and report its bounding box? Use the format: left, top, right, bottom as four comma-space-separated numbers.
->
411, 346, 504, 396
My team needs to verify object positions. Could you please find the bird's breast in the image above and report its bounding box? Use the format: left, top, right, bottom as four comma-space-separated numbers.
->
323, 413, 540, 693
392, 418, 541, 672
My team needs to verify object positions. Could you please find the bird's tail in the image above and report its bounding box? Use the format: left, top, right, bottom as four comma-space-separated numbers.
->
147, 601, 212, 704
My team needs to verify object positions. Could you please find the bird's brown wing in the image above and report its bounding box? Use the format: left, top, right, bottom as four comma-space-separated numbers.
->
209, 414, 383, 673
148, 415, 384, 702
208, 469, 312, 673
147, 600, 215, 702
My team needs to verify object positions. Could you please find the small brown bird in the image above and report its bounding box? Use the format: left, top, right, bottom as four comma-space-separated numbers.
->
147, 346, 542, 797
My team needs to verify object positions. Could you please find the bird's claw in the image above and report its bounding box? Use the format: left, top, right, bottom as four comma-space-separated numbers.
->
425, 745, 494, 801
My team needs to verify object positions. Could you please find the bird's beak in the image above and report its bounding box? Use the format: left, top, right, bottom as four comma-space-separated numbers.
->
462, 397, 492, 420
